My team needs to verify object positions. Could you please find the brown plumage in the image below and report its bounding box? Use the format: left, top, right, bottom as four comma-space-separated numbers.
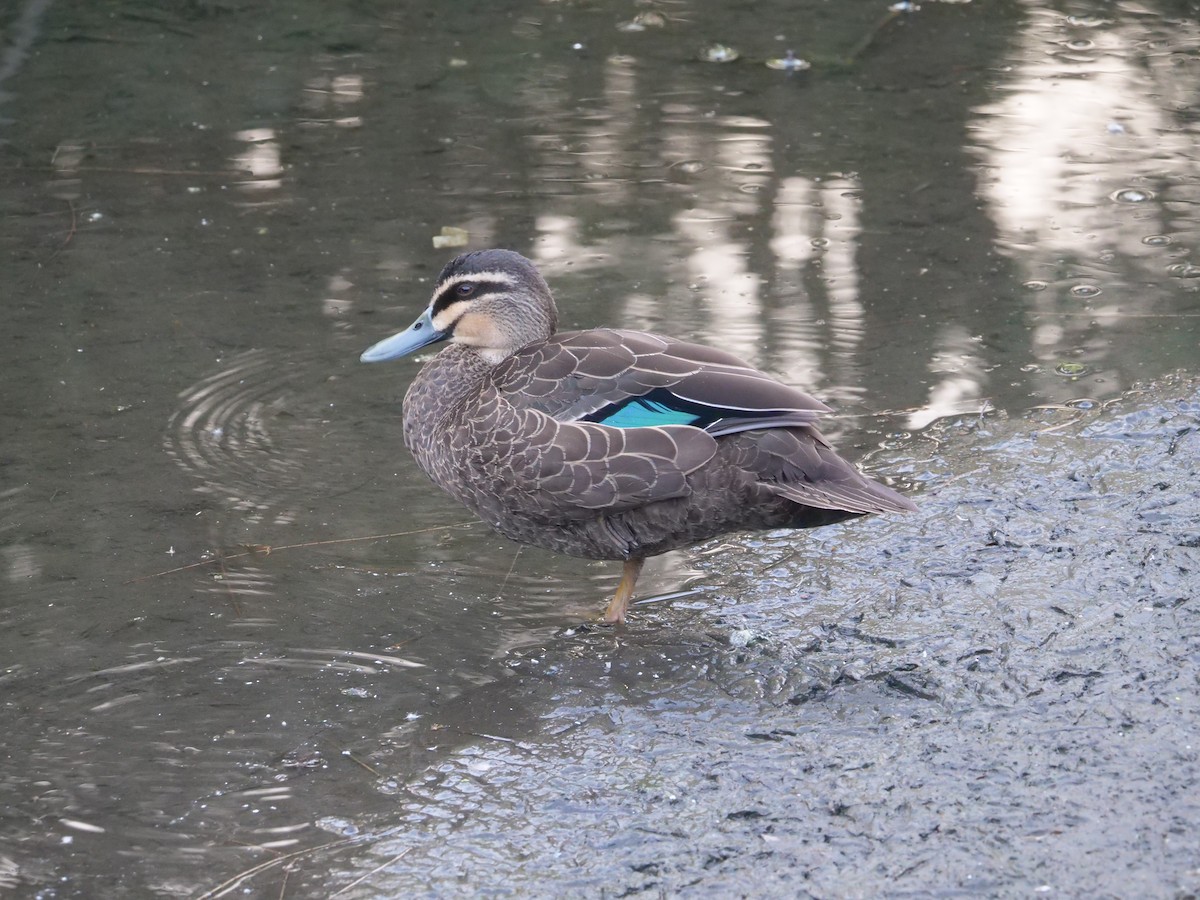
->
361, 249, 915, 623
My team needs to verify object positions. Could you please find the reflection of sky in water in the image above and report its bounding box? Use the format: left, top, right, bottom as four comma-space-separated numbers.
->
973, 12, 1194, 254
232, 126, 283, 191
967, 5, 1200, 414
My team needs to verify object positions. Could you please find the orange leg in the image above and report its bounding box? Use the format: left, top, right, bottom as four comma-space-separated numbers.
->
602, 558, 645, 624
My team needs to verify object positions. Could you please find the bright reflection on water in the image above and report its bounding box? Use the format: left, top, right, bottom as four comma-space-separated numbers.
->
970, 2, 1200, 409
0, 0, 1198, 896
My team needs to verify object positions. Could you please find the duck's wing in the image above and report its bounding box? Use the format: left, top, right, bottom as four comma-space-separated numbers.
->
490, 331, 915, 518
728, 428, 918, 515
503, 408, 718, 514
496, 329, 830, 436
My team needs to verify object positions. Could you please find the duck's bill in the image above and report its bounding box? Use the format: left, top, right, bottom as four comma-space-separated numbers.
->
360, 308, 448, 362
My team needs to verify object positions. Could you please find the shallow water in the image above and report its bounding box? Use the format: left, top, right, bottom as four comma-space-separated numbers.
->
1, 0, 1199, 896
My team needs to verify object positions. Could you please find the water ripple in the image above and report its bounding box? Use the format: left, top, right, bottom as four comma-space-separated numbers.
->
164, 350, 312, 525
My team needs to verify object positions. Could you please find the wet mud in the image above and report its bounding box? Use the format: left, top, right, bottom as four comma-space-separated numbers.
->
274, 374, 1199, 898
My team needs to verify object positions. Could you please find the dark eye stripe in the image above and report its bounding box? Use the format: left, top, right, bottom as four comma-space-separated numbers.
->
430, 276, 513, 315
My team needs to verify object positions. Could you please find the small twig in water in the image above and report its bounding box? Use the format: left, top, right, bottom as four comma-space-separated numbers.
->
197, 837, 362, 899
123, 522, 477, 584
846, 6, 904, 62
330, 849, 411, 897
492, 546, 523, 601
344, 751, 383, 777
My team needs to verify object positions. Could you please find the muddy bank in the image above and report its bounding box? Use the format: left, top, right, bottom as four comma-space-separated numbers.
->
224, 374, 1200, 898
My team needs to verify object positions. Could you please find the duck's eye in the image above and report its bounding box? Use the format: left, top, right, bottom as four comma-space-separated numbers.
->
455, 282, 476, 297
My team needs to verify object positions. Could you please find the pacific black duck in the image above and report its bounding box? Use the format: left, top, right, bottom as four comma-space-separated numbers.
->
361, 249, 915, 623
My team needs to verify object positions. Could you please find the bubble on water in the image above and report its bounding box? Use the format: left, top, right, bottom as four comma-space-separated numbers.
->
1055, 362, 1090, 377
738, 182, 763, 194
1111, 188, 1154, 204
1070, 284, 1102, 298
811, 238, 830, 249
699, 43, 739, 63
670, 159, 706, 175
1022, 280, 1048, 292
1019, 364, 1040, 373
1166, 262, 1200, 278
1067, 398, 1097, 410
1065, 38, 1094, 50
617, 11, 666, 31
765, 51, 811, 72
1142, 234, 1171, 246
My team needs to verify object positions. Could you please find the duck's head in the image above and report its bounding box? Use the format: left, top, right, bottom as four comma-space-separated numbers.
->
360, 249, 559, 366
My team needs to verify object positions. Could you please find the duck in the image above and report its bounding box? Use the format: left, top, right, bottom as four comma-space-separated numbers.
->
360, 249, 915, 623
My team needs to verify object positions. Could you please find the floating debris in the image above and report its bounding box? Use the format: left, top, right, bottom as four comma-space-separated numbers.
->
432, 226, 469, 249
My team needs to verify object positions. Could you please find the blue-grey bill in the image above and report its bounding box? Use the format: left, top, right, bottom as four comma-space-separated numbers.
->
360, 308, 447, 362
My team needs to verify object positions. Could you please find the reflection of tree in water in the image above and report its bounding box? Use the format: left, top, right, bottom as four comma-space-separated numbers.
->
377, 0, 1197, 428
397, 0, 1026, 435
970, 4, 1200, 406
